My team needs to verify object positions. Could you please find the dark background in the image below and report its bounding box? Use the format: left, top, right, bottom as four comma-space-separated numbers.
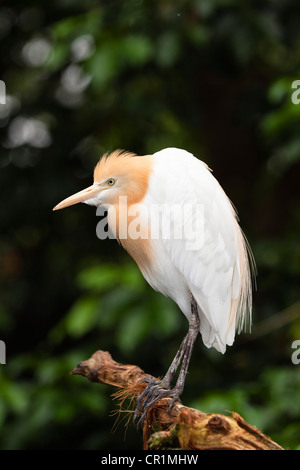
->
0, 0, 299, 450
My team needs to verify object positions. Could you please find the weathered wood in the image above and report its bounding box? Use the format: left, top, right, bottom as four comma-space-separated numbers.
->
71, 350, 284, 450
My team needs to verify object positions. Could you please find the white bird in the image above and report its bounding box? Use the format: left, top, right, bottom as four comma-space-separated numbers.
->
53, 147, 255, 425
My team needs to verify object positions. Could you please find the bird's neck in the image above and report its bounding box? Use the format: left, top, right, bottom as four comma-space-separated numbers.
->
107, 154, 154, 272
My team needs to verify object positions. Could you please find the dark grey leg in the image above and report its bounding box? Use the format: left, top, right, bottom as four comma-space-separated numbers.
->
133, 295, 200, 428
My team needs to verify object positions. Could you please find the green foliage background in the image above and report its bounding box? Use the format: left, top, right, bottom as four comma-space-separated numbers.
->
0, 0, 299, 450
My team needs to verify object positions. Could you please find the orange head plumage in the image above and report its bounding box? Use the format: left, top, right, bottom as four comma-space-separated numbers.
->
53, 149, 153, 211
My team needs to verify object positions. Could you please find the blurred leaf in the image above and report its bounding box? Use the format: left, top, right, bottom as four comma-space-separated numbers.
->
151, 295, 181, 337
115, 306, 150, 353
65, 296, 99, 337
88, 46, 119, 88
268, 77, 292, 104
123, 35, 153, 66
76, 264, 119, 291
156, 32, 181, 67
98, 286, 140, 329
262, 101, 300, 137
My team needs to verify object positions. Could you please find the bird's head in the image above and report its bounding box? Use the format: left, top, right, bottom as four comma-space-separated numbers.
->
53, 150, 152, 211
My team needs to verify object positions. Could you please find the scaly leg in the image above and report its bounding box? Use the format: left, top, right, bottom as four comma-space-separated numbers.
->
133, 295, 200, 428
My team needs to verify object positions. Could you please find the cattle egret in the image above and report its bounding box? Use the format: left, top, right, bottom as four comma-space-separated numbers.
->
53, 147, 255, 426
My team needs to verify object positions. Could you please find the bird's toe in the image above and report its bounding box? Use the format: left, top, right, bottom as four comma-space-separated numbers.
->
133, 379, 181, 429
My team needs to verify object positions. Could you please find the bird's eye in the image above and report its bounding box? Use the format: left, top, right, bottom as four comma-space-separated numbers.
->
107, 178, 115, 186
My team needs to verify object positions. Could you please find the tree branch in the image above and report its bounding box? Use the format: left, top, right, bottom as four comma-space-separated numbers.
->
71, 350, 284, 450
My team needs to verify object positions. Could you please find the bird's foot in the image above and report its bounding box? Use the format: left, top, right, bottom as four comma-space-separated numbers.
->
133, 377, 182, 429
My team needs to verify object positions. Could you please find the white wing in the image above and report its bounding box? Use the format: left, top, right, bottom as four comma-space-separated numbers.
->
147, 148, 254, 353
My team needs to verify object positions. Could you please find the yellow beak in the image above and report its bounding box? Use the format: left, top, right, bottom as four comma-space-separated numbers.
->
53, 184, 100, 211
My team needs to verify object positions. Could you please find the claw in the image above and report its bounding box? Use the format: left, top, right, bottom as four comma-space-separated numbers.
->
133, 378, 161, 427
133, 378, 182, 429
168, 392, 182, 413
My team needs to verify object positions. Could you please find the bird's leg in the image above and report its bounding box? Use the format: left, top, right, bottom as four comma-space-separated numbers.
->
167, 299, 200, 411
133, 296, 200, 428
133, 334, 188, 422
